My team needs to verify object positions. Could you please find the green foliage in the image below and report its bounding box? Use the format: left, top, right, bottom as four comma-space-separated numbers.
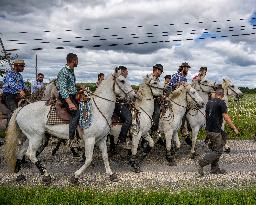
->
239, 87, 256, 94
1, 186, 256, 205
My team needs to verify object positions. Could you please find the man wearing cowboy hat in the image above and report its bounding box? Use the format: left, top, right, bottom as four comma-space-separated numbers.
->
2, 59, 26, 121
166, 62, 190, 92
151, 64, 164, 133
166, 62, 192, 145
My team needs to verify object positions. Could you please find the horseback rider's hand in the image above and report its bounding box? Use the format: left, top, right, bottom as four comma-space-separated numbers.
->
68, 103, 77, 110
19, 90, 26, 98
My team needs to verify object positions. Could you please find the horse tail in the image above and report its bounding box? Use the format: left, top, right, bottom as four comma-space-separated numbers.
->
5, 107, 23, 172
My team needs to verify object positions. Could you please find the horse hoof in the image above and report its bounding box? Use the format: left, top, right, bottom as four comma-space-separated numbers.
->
224, 147, 231, 153
16, 174, 26, 182
168, 161, 177, 166
110, 173, 118, 182
70, 176, 79, 185
42, 175, 52, 185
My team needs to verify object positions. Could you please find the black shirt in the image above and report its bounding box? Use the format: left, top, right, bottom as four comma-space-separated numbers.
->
205, 98, 227, 133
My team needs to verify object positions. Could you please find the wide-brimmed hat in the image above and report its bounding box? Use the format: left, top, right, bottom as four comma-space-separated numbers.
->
179, 62, 191, 68
13, 59, 25, 65
153, 64, 163, 72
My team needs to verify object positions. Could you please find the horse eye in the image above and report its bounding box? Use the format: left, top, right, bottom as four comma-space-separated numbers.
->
120, 80, 125, 84
231, 85, 234, 88
152, 82, 157, 84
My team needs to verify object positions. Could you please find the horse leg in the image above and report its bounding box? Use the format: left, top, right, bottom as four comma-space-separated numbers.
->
190, 126, 200, 159
130, 132, 142, 173
15, 139, 29, 182
173, 130, 181, 149
52, 139, 65, 156
108, 135, 117, 156
165, 129, 176, 166
71, 137, 95, 184
36, 136, 50, 157
98, 137, 118, 182
26, 135, 52, 185
139, 133, 154, 162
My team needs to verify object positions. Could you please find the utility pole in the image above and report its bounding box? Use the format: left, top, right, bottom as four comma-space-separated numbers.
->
35, 54, 38, 79
0, 37, 13, 71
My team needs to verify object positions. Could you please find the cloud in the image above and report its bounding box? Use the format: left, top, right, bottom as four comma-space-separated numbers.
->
0, 0, 256, 87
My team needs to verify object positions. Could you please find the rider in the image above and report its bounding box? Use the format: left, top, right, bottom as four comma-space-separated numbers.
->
164, 75, 171, 89
2, 59, 26, 122
31, 73, 45, 93
57, 53, 80, 141
192, 67, 207, 84
166, 62, 191, 145
150, 64, 164, 134
166, 62, 190, 92
114, 66, 132, 148
96, 73, 104, 88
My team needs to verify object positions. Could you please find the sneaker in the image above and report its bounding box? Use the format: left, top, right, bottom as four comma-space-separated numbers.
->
210, 168, 227, 175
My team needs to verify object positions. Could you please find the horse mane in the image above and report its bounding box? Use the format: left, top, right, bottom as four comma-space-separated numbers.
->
169, 84, 189, 99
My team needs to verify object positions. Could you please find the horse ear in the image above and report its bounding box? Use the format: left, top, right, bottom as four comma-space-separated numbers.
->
114, 67, 121, 77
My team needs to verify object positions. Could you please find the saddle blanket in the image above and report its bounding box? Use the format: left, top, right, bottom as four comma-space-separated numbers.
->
46, 100, 93, 128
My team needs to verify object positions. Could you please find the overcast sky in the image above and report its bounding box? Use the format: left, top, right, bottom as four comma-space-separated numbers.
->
0, 0, 256, 87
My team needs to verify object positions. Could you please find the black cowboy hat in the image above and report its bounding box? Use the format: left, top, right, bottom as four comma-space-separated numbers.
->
179, 62, 191, 68
153, 64, 163, 72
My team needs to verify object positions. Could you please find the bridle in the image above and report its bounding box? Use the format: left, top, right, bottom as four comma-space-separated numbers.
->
92, 74, 133, 129
194, 80, 215, 94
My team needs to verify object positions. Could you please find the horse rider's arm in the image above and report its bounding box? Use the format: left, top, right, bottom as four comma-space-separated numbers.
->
223, 113, 239, 134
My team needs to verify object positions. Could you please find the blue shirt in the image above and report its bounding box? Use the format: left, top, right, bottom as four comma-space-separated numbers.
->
166, 72, 187, 91
31, 81, 45, 93
57, 65, 77, 99
2, 70, 25, 94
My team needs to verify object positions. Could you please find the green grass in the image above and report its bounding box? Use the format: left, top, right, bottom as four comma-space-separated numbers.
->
1, 186, 256, 205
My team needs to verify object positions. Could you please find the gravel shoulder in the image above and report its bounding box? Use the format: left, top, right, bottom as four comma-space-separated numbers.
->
1, 139, 256, 190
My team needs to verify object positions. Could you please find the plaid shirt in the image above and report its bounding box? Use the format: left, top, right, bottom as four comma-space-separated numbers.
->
2, 70, 25, 94
166, 72, 187, 91
57, 65, 77, 99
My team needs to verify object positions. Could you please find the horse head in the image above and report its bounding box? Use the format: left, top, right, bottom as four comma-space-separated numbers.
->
185, 84, 205, 109
42, 79, 59, 101
222, 78, 243, 99
193, 79, 215, 94
112, 68, 136, 102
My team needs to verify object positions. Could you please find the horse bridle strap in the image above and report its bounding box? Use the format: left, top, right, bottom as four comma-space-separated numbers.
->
92, 98, 112, 129
91, 93, 115, 103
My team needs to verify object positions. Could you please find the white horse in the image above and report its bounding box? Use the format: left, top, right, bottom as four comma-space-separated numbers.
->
109, 74, 163, 172
5, 68, 136, 184
159, 84, 205, 166
186, 79, 215, 158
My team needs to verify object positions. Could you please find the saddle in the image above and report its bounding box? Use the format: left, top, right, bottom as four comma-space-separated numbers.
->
46, 100, 70, 125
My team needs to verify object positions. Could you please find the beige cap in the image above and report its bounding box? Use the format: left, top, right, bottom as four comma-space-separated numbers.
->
13, 59, 25, 65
